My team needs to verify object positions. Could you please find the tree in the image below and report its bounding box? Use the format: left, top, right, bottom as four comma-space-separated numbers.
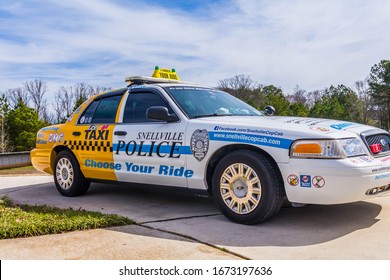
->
0, 94, 10, 153
217, 75, 292, 115
368, 60, 390, 130
355, 79, 375, 125
5, 100, 46, 151
286, 86, 310, 117
218, 75, 256, 103
53, 86, 75, 124
24, 79, 47, 118
51, 83, 111, 124
260, 85, 290, 115
309, 85, 363, 122
287, 85, 307, 105
306, 90, 323, 108
289, 102, 309, 117
4, 87, 30, 108
40, 99, 54, 124
72, 83, 94, 110
333, 85, 363, 122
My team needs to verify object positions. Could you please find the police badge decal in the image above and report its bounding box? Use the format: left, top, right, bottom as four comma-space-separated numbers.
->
190, 129, 209, 161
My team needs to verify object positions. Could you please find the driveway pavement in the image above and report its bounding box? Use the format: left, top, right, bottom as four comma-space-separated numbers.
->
1, 175, 390, 259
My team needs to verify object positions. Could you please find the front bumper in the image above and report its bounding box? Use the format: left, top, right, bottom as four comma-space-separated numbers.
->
279, 155, 390, 204
30, 148, 53, 175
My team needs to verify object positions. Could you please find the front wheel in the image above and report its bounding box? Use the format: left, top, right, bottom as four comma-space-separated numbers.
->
54, 151, 90, 197
212, 150, 284, 224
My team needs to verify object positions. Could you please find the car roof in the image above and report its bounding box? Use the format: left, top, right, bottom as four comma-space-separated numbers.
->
94, 87, 128, 100
96, 77, 205, 100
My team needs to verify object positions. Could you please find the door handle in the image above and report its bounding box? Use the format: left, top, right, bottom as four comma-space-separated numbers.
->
72, 131, 81, 136
114, 131, 127, 136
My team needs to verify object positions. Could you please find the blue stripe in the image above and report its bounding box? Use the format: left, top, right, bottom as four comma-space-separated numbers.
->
209, 132, 293, 149
113, 143, 192, 155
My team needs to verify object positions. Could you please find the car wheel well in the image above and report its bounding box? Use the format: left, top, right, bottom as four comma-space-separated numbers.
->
206, 144, 284, 195
51, 146, 75, 170
53, 150, 90, 196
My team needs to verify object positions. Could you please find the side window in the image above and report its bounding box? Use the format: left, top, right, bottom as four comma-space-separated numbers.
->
93, 95, 122, 123
79, 100, 98, 124
79, 95, 122, 124
123, 92, 173, 123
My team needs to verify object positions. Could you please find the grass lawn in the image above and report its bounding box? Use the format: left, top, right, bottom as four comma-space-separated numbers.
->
0, 196, 134, 239
0, 165, 48, 176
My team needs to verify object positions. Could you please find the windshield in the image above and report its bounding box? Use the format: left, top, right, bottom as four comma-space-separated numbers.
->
165, 86, 262, 118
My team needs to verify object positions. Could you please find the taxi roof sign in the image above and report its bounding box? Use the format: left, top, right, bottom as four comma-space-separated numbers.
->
152, 66, 180, 81
125, 66, 184, 85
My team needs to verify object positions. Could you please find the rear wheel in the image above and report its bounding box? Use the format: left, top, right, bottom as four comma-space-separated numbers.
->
54, 151, 90, 197
212, 150, 284, 224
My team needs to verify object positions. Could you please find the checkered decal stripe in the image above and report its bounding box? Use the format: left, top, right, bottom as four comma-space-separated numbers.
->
63, 140, 113, 152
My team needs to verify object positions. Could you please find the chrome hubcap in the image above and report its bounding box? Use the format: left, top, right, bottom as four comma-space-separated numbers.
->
62, 168, 68, 180
220, 163, 261, 214
232, 178, 248, 198
56, 158, 74, 190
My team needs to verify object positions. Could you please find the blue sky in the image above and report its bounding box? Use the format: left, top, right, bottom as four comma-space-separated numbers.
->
1, 0, 390, 97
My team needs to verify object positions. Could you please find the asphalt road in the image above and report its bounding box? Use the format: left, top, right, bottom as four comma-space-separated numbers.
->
1, 175, 390, 259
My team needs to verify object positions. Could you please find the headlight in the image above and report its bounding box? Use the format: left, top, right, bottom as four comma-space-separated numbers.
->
290, 138, 366, 159
338, 138, 366, 157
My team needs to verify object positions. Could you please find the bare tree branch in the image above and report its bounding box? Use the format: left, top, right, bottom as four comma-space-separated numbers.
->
287, 85, 307, 105
218, 74, 256, 101
52, 86, 75, 123
355, 79, 374, 125
4, 87, 30, 108
24, 79, 47, 116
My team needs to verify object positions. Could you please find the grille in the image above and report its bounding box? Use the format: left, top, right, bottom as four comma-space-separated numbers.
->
366, 184, 390, 195
364, 133, 390, 155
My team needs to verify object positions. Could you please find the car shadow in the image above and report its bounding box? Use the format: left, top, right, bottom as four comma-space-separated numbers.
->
100, 183, 382, 247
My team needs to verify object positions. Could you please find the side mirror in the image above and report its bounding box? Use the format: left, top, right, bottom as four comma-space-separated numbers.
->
264, 105, 275, 116
146, 106, 179, 122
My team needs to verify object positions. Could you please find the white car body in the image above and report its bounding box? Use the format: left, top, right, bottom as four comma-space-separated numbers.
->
113, 84, 390, 204
32, 78, 390, 224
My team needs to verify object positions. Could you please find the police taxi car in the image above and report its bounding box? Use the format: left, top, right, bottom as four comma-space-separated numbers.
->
31, 67, 390, 224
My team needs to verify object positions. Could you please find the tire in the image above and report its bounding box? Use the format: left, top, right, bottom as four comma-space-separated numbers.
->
212, 150, 284, 224
54, 151, 90, 197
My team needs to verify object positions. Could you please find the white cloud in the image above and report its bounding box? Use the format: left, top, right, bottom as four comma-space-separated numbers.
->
1, 0, 390, 97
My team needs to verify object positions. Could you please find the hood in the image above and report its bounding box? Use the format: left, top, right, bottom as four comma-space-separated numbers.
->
196, 116, 384, 139
38, 124, 64, 132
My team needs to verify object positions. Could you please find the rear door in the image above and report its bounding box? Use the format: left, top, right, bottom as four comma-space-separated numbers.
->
73, 93, 123, 181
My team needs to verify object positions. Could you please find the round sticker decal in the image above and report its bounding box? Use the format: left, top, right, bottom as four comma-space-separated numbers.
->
287, 174, 299, 186
312, 176, 325, 188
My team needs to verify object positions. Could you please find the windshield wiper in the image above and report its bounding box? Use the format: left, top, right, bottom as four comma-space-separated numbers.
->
228, 114, 260, 116
191, 114, 230, 119
191, 113, 261, 119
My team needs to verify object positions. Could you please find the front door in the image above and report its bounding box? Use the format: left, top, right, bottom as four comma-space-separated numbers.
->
113, 89, 191, 187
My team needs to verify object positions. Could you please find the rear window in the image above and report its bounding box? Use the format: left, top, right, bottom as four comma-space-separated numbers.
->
79, 95, 122, 124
